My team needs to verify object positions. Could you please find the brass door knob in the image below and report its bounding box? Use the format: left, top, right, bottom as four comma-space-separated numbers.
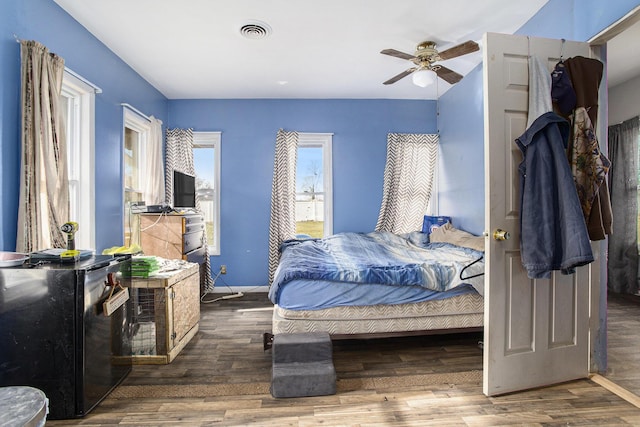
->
493, 229, 510, 241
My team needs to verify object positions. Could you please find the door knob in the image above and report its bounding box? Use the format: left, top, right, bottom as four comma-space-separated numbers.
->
493, 229, 510, 241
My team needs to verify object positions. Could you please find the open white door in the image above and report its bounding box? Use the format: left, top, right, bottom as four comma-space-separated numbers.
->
482, 32, 600, 396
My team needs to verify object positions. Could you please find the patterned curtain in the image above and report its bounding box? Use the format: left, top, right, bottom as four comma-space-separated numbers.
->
375, 133, 439, 234
165, 128, 214, 294
608, 117, 639, 294
16, 40, 69, 252
268, 130, 299, 285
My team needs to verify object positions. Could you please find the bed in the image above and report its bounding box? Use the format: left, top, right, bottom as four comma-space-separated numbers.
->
268, 226, 485, 339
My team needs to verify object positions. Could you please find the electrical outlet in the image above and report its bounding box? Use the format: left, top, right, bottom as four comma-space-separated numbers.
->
220, 265, 227, 274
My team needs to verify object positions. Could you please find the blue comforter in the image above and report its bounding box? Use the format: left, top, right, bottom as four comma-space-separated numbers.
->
268, 231, 484, 304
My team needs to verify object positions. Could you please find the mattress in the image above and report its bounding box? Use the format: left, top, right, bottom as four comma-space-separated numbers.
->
276, 279, 479, 311
272, 291, 484, 337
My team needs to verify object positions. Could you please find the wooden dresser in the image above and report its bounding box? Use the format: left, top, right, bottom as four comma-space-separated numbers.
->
139, 212, 205, 265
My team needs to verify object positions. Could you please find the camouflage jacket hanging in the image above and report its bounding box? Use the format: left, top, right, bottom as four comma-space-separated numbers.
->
568, 106, 611, 225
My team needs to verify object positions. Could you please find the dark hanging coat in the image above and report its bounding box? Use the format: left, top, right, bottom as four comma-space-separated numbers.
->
564, 56, 613, 240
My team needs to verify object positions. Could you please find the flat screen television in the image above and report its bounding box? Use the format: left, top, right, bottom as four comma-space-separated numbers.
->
173, 170, 196, 208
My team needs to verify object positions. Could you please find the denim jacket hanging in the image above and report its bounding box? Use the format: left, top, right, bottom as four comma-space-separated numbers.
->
515, 111, 594, 279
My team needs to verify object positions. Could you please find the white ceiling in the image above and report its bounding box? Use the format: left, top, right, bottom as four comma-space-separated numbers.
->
606, 18, 640, 87
53, 0, 636, 100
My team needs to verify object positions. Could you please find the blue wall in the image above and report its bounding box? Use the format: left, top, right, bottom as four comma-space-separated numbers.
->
0, 0, 168, 252
437, 65, 485, 235
517, 0, 640, 40
169, 99, 437, 287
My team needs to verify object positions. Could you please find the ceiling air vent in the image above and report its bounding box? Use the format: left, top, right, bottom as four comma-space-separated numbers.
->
239, 20, 272, 40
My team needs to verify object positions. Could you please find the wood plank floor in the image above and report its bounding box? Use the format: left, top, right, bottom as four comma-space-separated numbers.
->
46, 292, 640, 426
605, 292, 640, 397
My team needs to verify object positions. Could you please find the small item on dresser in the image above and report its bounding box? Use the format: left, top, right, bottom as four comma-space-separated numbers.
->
0, 251, 29, 267
60, 249, 80, 262
130, 201, 147, 213
29, 248, 93, 263
60, 221, 79, 250
121, 256, 160, 278
102, 244, 142, 255
146, 204, 172, 213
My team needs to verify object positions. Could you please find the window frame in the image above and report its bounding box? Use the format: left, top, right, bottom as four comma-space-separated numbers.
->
122, 107, 151, 246
297, 133, 333, 237
193, 131, 221, 255
60, 71, 96, 250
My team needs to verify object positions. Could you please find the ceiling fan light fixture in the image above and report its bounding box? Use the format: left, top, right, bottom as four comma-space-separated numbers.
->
412, 68, 436, 87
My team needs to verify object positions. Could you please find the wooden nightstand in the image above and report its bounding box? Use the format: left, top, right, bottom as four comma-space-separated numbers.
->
123, 262, 200, 364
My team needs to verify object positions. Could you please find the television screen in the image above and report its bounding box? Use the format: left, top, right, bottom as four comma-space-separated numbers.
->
173, 170, 196, 208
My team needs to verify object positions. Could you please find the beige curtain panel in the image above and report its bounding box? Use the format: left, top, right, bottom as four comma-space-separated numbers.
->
16, 40, 69, 253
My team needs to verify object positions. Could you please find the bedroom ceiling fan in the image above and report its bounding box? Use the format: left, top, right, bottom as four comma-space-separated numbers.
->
381, 40, 480, 86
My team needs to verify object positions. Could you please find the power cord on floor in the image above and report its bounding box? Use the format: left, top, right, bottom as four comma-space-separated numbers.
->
200, 291, 244, 303
200, 267, 244, 304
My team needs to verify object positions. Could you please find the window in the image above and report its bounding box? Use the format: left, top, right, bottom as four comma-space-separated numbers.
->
123, 109, 151, 246
193, 132, 221, 255
296, 133, 333, 238
60, 71, 96, 249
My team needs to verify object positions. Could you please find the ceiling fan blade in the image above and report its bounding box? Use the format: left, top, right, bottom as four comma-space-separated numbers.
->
438, 40, 480, 60
434, 66, 463, 84
380, 49, 416, 61
383, 67, 417, 85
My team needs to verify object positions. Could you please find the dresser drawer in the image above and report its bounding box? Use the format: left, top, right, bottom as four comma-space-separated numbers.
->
183, 221, 204, 234
185, 246, 205, 265
182, 214, 204, 227
183, 230, 204, 254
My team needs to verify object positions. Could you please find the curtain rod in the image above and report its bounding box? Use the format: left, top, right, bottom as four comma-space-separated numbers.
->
14, 34, 103, 94
65, 67, 102, 94
121, 103, 152, 122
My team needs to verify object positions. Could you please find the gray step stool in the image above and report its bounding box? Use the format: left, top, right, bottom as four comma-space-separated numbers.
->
270, 332, 337, 398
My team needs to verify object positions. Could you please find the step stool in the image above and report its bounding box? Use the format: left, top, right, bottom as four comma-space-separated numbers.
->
270, 332, 337, 398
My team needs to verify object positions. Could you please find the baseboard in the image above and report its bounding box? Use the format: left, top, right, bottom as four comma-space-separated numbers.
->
207, 286, 269, 294
590, 374, 640, 409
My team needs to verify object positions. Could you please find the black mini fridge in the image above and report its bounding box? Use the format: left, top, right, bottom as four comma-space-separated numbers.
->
0, 255, 133, 420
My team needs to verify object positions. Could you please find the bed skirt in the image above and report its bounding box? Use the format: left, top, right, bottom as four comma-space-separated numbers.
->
272, 292, 484, 338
